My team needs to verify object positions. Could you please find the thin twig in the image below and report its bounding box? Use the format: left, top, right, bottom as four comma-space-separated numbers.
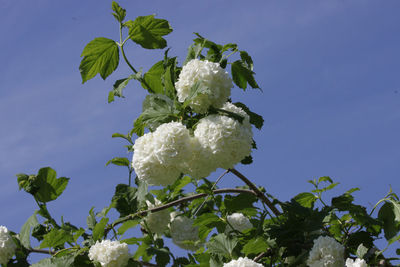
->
229, 168, 281, 216
192, 169, 229, 217
28, 248, 55, 255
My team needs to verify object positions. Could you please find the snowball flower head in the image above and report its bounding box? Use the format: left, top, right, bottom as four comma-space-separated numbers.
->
345, 258, 368, 267
0, 226, 16, 265
226, 213, 253, 233
194, 102, 253, 169
175, 59, 233, 113
223, 257, 263, 267
307, 236, 345, 267
132, 122, 192, 186
170, 216, 201, 251
88, 240, 130, 267
143, 198, 170, 235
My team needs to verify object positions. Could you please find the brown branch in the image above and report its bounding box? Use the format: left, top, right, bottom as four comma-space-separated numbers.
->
106, 188, 257, 234
229, 168, 281, 216
28, 248, 55, 255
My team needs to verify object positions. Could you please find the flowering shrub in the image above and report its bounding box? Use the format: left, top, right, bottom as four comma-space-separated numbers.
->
3, 2, 400, 267
88, 240, 130, 267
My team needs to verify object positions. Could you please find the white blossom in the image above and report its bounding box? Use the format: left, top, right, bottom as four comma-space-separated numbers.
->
170, 216, 201, 251
194, 102, 253, 169
223, 257, 264, 267
307, 236, 345, 267
132, 122, 192, 186
345, 258, 368, 267
226, 213, 253, 233
0, 226, 16, 266
143, 198, 170, 235
175, 59, 232, 113
88, 240, 130, 267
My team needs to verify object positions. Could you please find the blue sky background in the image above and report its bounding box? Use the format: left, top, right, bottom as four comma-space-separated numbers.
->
1, 0, 399, 262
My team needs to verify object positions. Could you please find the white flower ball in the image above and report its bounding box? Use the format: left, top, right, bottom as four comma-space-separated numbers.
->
170, 216, 201, 251
223, 257, 263, 267
194, 102, 253, 169
226, 213, 253, 233
345, 258, 368, 267
307, 236, 345, 267
181, 137, 219, 179
0, 226, 16, 266
88, 240, 130, 267
132, 122, 192, 186
175, 59, 233, 113
143, 199, 170, 235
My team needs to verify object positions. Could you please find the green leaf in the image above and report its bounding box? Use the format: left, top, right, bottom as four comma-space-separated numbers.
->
87, 207, 96, 230
111, 1, 126, 22
207, 234, 237, 257
183, 81, 211, 108
293, 192, 317, 208
331, 193, 354, 211
34, 167, 69, 203
31, 255, 75, 267
126, 15, 172, 49
184, 43, 203, 65
19, 212, 39, 248
80, 37, 119, 83
39, 229, 74, 249
231, 60, 259, 90
118, 220, 140, 236
92, 217, 109, 241
224, 193, 258, 214
239, 51, 254, 71
318, 176, 333, 184
105, 157, 130, 167
108, 73, 142, 103
356, 243, 369, 259
112, 184, 138, 217
111, 132, 133, 144
378, 202, 399, 240
242, 237, 268, 255
388, 199, 400, 223
141, 61, 164, 94
171, 176, 191, 198
147, 247, 170, 266
233, 102, 264, 130
140, 94, 179, 131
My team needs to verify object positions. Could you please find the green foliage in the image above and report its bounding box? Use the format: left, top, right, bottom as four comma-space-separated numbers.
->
126, 15, 172, 49
9, 2, 400, 267
80, 37, 119, 83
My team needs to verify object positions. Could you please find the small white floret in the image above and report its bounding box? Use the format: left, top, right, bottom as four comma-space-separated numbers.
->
226, 213, 253, 233
345, 258, 368, 267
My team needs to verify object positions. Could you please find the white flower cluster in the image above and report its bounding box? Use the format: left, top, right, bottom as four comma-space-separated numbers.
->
175, 59, 233, 113
0, 226, 16, 266
88, 240, 130, 267
170, 216, 201, 251
132, 104, 253, 185
223, 257, 264, 267
345, 258, 368, 267
306, 236, 345, 267
195, 102, 253, 170
225, 213, 253, 233
143, 198, 170, 235
132, 122, 192, 186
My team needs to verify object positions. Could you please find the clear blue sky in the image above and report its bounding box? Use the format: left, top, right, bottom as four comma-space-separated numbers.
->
1, 0, 399, 261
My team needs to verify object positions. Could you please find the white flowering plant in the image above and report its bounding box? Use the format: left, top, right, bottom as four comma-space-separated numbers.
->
3, 2, 400, 267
